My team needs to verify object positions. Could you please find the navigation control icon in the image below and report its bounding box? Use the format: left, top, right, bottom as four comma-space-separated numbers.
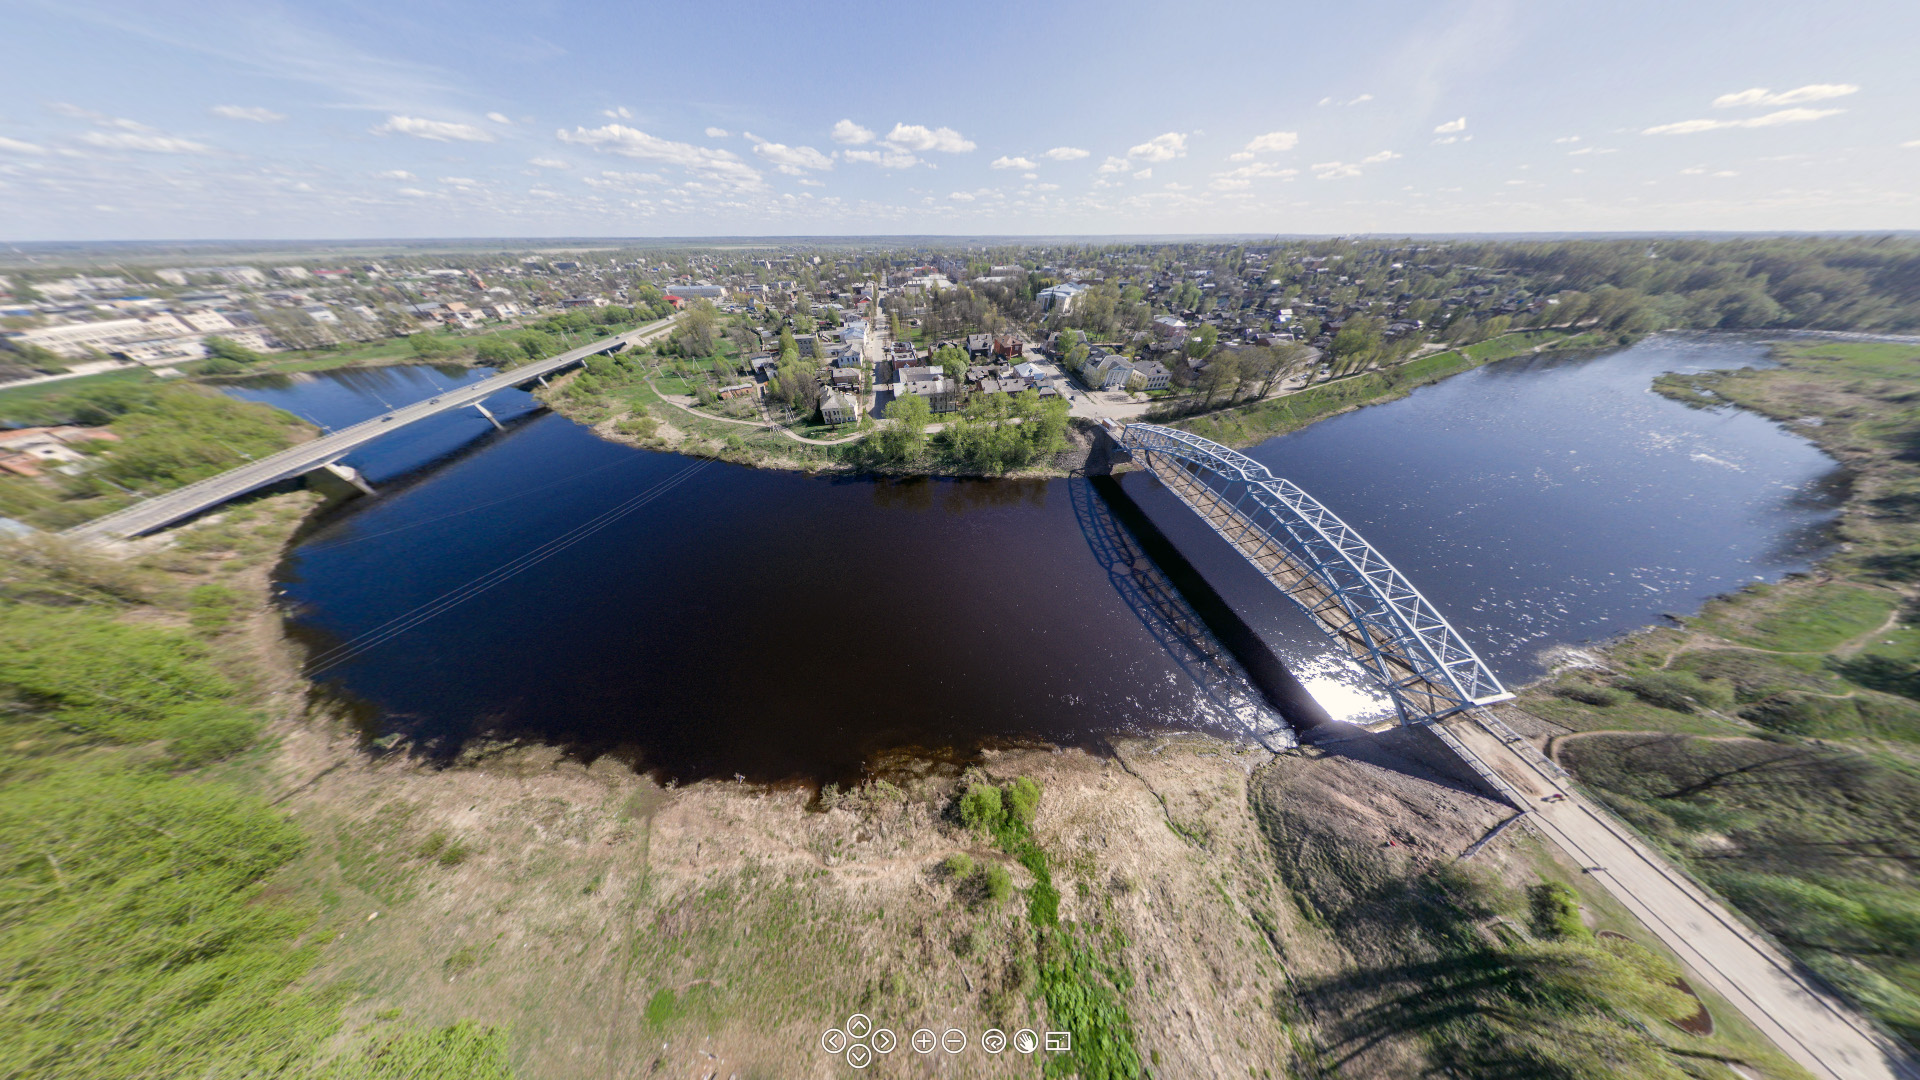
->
911, 1028, 937, 1054
981, 1028, 1007, 1054
846, 1014, 871, 1040
1013, 1029, 1039, 1054
846, 1042, 872, 1069
871, 1028, 896, 1054
942, 1028, 968, 1054
821, 1028, 847, 1055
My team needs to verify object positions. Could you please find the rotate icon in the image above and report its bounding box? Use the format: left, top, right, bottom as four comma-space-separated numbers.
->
981, 1028, 1007, 1054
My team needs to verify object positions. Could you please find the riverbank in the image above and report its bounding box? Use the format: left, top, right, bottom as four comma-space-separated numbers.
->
1162, 328, 1616, 449
1494, 337, 1920, 1049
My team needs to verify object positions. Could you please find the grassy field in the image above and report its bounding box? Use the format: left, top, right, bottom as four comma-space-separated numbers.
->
0, 366, 161, 418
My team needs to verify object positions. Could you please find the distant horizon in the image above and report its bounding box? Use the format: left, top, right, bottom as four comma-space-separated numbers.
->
7, 228, 1920, 266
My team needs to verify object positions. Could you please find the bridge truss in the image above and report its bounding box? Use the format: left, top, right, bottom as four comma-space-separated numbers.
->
1111, 422, 1509, 726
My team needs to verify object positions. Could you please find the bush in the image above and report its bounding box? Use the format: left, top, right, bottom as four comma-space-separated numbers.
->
978, 864, 1013, 903
615, 415, 658, 439
942, 853, 974, 878
1554, 681, 1626, 707
1739, 692, 1858, 735
1005, 775, 1042, 827
958, 783, 1004, 833
1528, 881, 1592, 941
1619, 670, 1732, 713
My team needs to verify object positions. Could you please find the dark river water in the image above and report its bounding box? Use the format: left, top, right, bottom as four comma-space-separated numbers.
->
226, 335, 1841, 781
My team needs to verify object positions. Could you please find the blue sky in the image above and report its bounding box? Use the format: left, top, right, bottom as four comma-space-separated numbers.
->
2, 0, 1917, 240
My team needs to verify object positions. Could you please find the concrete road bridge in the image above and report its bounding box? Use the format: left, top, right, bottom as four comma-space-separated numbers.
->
1106, 418, 1917, 1080
63, 317, 678, 543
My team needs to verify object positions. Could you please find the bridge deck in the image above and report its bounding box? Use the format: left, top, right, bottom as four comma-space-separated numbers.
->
63, 317, 677, 542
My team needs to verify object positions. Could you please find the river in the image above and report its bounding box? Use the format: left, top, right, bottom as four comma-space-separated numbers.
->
225, 334, 1841, 781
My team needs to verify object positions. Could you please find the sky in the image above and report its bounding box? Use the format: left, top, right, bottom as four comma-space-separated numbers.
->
2, 0, 1918, 241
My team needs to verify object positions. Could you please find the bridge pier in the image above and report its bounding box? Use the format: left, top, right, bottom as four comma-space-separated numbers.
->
471, 402, 506, 431
305, 462, 377, 502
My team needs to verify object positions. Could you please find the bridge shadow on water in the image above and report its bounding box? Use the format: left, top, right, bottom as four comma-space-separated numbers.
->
1070, 472, 1311, 750
1080, 462, 1503, 804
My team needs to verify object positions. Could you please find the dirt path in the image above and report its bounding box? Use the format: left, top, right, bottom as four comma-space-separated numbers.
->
647, 380, 870, 445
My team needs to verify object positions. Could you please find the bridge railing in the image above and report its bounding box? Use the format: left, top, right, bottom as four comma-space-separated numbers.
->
1114, 421, 1508, 725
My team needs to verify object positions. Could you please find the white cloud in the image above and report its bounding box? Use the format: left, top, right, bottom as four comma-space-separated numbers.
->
373, 169, 415, 179
1043, 146, 1089, 160
798, 178, 825, 187
752, 140, 832, 173
79, 131, 213, 153
1096, 156, 1131, 174
1712, 84, 1859, 109
528, 157, 570, 169
211, 105, 284, 123
1645, 107, 1844, 135
1361, 149, 1401, 164
0, 136, 47, 154
1133, 167, 1152, 180
1228, 151, 1255, 162
885, 123, 975, 152
842, 147, 919, 169
1164, 182, 1192, 191
704, 126, 729, 138
1210, 161, 1298, 190
1033, 182, 1059, 191
1317, 94, 1371, 106
1434, 117, 1467, 134
1243, 131, 1299, 154
1905, 139, 1920, 149
1348, 93, 1373, 105
1311, 160, 1363, 180
1128, 132, 1187, 161
602, 106, 633, 120
1022, 172, 1037, 179
373, 115, 494, 142
439, 176, 478, 186
831, 119, 875, 145
949, 191, 974, 202
1317, 96, 1334, 106
397, 187, 431, 197
990, 155, 1036, 170
1554, 135, 1582, 144
557, 123, 763, 189
486, 112, 511, 125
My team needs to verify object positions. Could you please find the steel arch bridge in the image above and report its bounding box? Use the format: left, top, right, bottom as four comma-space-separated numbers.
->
1107, 421, 1510, 726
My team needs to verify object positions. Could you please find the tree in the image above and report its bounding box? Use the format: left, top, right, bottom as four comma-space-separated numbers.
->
1199, 355, 1240, 406
205, 336, 270, 364
1329, 316, 1385, 370
474, 338, 522, 367
1258, 342, 1309, 397
678, 301, 718, 357
407, 333, 455, 359
873, 393, 930, 462
930, 345, 968, 383
1186, 324, 1219, 361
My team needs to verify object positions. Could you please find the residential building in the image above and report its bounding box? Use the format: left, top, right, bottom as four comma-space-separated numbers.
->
1084, 355, 1135, 390
827, 367, 863, 390
665, 284, 726, 300
179, 310, 235, 333
1152, 315, 1189, 339
965, 333, 993, 357
10, 314, 191, 358
897, 370, 958, 412
717, 383, 758, 401
1130, 360, 1172, 391
819, 387, 858, 425
1037, 282, 1087, 314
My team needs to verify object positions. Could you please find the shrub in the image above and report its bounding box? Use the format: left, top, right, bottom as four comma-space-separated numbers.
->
978, 864, 1013, 903
1620, 670, 1731, 713
1554, 681, 1626, 707
942, 853, 974, 878
1528, 881, 1592, 941
1005, 775, 1042, 827
958, 783, 1004, 833
616, 415, 659, 438
1739, 692, 1857, 736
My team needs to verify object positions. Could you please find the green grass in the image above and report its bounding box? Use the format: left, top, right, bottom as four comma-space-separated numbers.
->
0, 366, 160, 418
1693, 581, 1896, 652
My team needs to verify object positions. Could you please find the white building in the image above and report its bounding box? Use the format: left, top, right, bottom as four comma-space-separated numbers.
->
179, 310, 236, 333
1038, 283, 1087, 314
11, 314, 190, 358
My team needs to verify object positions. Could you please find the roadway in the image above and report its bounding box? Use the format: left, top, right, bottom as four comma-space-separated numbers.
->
63, 316, 679, 542
1440, 711, 1919, 1080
